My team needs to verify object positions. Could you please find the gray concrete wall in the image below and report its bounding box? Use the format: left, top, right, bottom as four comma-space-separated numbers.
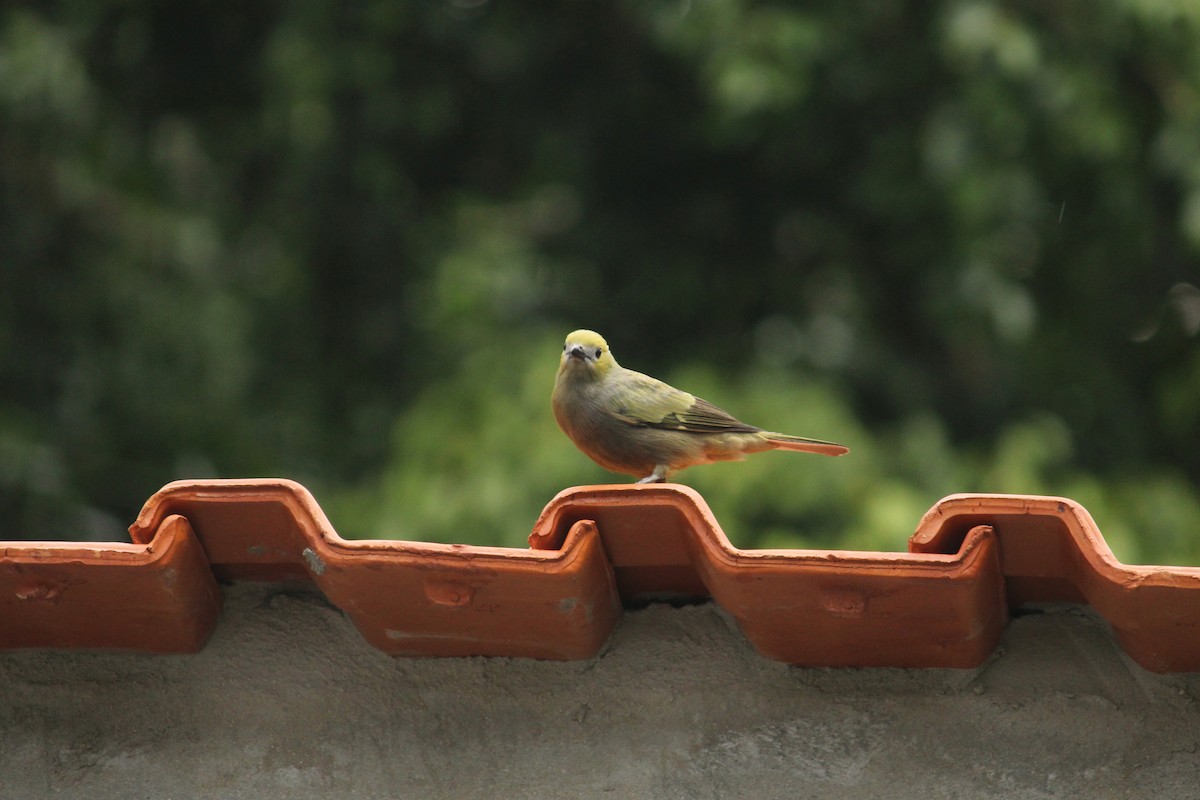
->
3, 583, 1199, 799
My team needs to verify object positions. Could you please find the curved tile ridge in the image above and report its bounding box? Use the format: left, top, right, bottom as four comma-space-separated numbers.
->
530, 485, 1007, 669
131, 479, 620, 659
41, 480, 1200, 671
911, 493, 1200, 673
0, 515, 221, 652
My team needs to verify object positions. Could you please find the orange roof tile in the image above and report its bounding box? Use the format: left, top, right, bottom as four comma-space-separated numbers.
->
911, 494, 1200, 673
1, 515, 220, 652
2, 479, 1198, 672
129, 479, 619, 659
529, 485, 1005, 669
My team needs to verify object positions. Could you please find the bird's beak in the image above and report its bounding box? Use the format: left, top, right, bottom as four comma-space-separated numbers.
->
566, 344, 587, 361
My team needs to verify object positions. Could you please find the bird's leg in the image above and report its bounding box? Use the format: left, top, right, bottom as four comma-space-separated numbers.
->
636, 465, 670, 484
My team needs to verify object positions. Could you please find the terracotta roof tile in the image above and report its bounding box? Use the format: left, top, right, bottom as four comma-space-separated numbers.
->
911, 494, 1200, 672
2, 479, 1199, 672
530, 485, 1005, 669
1, 515, 221, 652
129, 479, 619, 660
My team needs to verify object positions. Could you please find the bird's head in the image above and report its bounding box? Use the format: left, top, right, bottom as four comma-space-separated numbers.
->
559, 329, 617, 379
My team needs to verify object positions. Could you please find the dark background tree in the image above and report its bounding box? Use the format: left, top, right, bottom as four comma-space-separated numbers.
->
3, 1, 1198, 562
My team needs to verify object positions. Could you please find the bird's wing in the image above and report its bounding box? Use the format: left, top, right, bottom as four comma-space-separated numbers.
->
609, 371, 760, 434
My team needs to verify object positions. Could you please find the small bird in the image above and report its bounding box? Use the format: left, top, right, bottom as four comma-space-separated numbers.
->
552, 329, 848, 483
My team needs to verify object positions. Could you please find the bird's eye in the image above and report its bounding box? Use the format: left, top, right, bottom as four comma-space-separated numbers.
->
594, 348, 603, 358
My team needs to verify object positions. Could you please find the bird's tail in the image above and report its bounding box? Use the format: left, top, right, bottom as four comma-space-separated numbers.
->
764, 433, 849, 457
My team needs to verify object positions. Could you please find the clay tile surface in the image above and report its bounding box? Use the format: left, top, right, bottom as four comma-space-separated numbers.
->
529, 485, 1005, 669
911, 494, 1200, 673
128, 479, 620, 660
3, 478, 1200, 672
1, 515, 220, 652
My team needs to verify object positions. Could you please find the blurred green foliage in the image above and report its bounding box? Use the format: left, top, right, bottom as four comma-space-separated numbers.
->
2, 1, 1198, 564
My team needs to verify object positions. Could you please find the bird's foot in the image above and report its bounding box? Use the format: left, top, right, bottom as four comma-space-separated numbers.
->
636, 466, 670, 484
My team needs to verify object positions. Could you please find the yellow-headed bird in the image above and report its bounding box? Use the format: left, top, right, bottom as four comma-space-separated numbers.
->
552, 329, 848, 483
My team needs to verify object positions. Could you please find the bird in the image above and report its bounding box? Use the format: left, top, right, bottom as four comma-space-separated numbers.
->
551, 329, 849, 483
